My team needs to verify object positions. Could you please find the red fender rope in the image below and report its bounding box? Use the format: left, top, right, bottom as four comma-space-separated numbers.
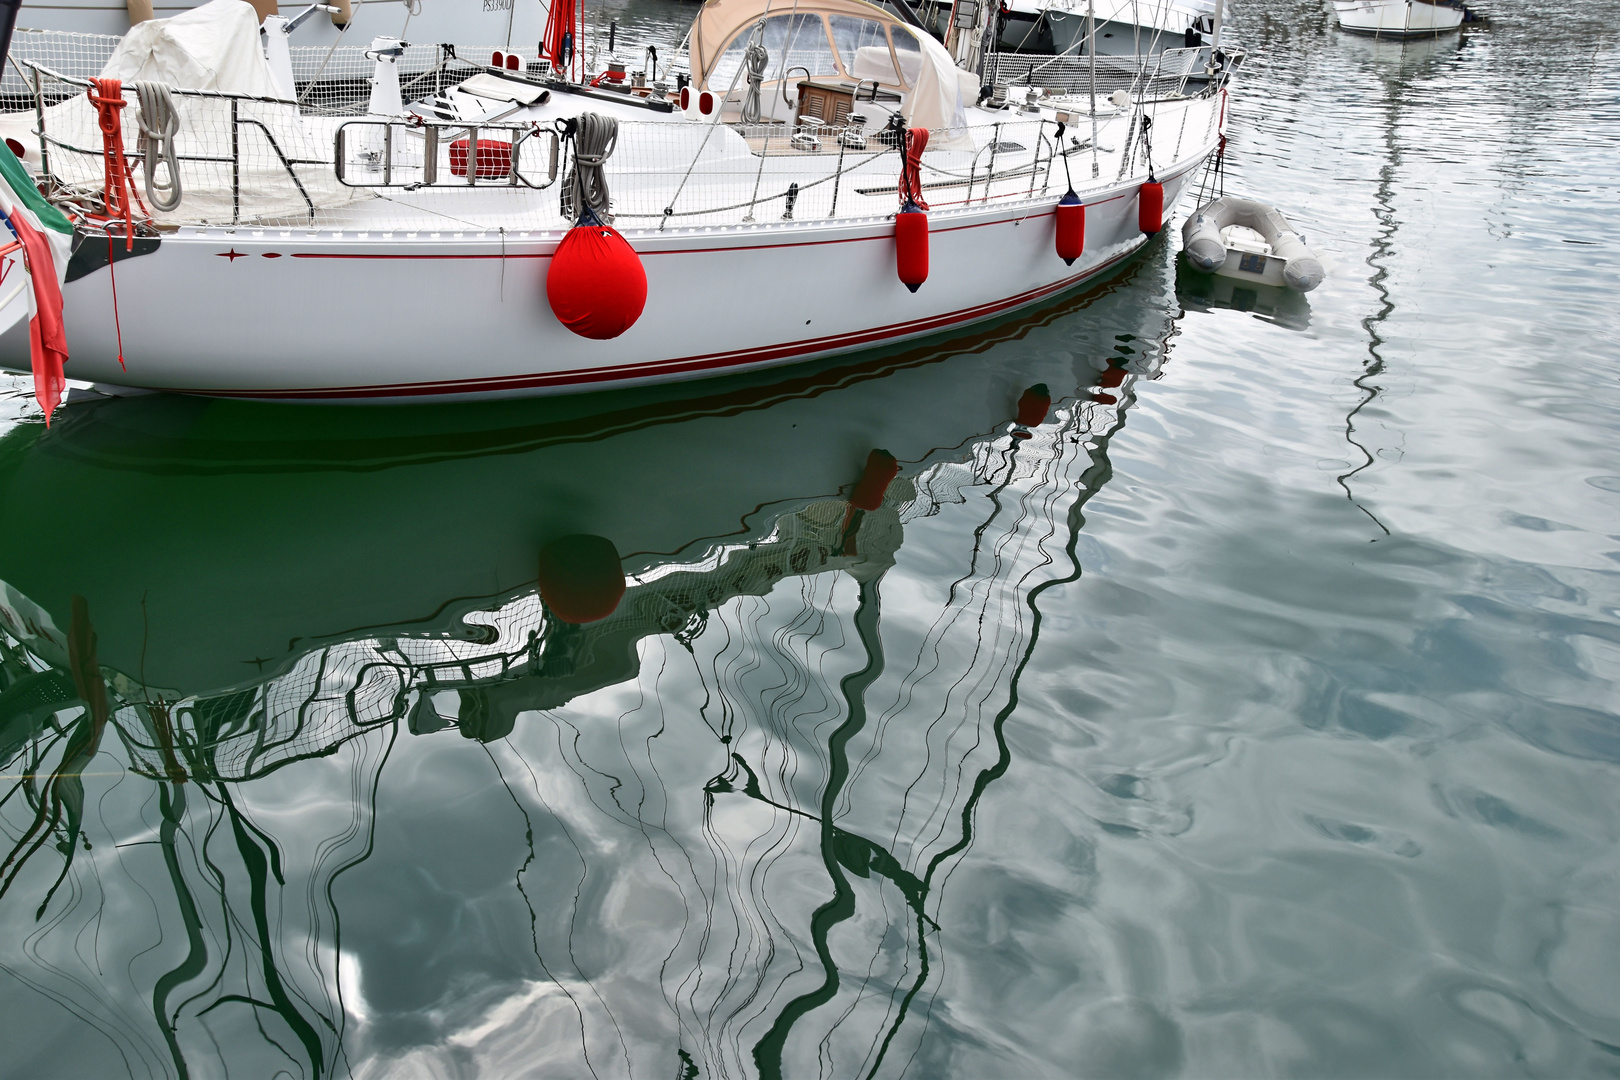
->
87, 78, 137, 251
899, 127, 929, 211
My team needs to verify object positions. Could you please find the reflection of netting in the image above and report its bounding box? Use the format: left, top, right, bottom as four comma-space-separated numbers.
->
14, 49, 1220, 231
112, 596, 552, 782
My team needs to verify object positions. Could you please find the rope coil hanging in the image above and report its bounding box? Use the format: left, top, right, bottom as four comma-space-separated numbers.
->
134, 81, 181, 213
898, 126, 929, 211
559, 112, 618, 225
739, 35, 769, 125
548, 112, 647, 340
86, 78, 138, 250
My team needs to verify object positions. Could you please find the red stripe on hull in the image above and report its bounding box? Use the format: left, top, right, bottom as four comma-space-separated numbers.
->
193, 246, 1139, 400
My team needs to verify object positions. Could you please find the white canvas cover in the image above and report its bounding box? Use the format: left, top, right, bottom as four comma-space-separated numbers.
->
100, 0, 283, 98
895, 26, 971, 149
32, 0, 364, 224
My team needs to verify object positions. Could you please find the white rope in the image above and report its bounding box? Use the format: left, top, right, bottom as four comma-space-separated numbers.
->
134, 80, 181, 212
739, 37, 769, 124
561, 112, 618, 224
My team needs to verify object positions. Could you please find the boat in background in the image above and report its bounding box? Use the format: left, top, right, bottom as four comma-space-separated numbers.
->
1330, 0, 1472, 38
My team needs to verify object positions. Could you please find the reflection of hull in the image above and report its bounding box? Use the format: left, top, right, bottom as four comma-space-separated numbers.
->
1331, 0, 1464, 37
0, 255, 1170, 698
1177, 255, 1311, 331
0, 159, 1206, 399
0, 242, 1187, 1080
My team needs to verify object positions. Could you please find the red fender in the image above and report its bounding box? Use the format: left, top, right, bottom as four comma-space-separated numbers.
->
546, 217, 648, 339
1055, 193, 1084, 265
1138, 181, 1164, 235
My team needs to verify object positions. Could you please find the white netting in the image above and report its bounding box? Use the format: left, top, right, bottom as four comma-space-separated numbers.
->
8, 41, 1221, 232
31, 78, 367, 224
3, 31, 518, 114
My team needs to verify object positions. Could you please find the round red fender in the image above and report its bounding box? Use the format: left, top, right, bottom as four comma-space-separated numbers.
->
895, 209, 929, 293
849, 449, 900, 511
538, 534, 626, 624
546, 214, 648, 340
1138, 180, 1165, 235
1055, 192, 1084, 265
1015, 383, 1052, 429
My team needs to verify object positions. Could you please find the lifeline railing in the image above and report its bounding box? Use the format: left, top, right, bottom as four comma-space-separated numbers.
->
22, 59, 331, 225
332, 116, 561, 189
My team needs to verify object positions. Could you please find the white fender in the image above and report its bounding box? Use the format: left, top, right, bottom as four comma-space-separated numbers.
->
1182, 196, 1326, 292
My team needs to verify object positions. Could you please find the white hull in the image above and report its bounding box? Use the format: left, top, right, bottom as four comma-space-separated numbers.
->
3, 164, 1205, 401
1331, 0, 1464, 36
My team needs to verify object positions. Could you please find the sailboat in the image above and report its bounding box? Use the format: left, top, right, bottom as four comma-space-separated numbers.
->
0, 0, 1236, 406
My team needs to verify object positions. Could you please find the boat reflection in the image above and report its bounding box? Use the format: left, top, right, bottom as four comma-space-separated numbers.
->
1176, 256, 1313, 330
0, 262, 1182, 1078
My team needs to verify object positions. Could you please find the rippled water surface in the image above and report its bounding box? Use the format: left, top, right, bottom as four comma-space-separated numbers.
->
1, 2, 1617, 1076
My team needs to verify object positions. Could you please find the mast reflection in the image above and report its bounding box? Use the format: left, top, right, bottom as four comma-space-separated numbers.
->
0, 286, 1180, 1077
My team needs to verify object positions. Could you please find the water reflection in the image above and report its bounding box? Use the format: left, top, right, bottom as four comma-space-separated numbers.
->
0, 261, 1177, 1076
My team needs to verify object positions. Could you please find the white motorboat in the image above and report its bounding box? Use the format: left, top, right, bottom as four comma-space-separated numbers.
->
0, 0, 1236, 406
1044, 0, 1219, 57
1330, 0, 1467, 38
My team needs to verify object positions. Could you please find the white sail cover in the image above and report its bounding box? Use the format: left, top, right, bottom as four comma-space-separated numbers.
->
29, 0, 363, 224
897, 26, 972, 149
100, 0, 284, 97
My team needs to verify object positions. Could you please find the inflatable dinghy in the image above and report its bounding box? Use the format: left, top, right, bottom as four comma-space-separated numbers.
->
1182, 197, 1326, 293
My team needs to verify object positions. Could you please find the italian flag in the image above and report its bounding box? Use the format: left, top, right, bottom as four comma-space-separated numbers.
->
0, 142, 73, 424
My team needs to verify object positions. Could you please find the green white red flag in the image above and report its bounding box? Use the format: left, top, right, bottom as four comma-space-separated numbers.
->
0, 142, 73, 424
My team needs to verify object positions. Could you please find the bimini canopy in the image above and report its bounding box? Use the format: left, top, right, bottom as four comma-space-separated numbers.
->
691, 0, 970, 146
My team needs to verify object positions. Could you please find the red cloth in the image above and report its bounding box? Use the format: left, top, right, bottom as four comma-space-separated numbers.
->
6, 210, 67, 423
545, 222, 647, 340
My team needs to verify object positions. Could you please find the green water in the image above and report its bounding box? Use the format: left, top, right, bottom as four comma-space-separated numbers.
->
2, 2, 1618, 1076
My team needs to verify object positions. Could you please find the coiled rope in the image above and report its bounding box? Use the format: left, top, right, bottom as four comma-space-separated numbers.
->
86, 78, 137, 250
899, 127, 929, 210
739, 36, 769, 125
560, 112, 618, 224
134, 81, 182, 212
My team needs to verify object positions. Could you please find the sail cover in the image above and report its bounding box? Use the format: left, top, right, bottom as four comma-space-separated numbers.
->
100, 0, 283, 98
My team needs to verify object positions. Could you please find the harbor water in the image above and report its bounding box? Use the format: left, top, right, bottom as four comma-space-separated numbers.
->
1, 1, 1617, 1075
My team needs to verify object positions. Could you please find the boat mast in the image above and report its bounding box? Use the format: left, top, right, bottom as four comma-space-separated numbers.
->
1210, 0, 1223, 49
1088, 0, 1098, 176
